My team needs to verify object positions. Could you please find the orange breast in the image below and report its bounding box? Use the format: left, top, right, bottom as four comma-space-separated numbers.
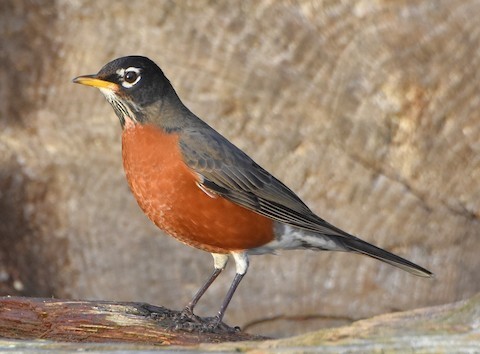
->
121, 124, 274, 253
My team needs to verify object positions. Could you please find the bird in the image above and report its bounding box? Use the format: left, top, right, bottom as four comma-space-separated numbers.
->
73, 56, 433, 327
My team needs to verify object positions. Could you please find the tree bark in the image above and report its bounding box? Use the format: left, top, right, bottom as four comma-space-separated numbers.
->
0, 294, 478, 352
0, 297, 263, 345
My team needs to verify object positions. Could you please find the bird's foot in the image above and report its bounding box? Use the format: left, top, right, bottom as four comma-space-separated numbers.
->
136, 303, 241, 333
173, 308, 240, 333
199, 315, 241, 333
179, 306, 203, 323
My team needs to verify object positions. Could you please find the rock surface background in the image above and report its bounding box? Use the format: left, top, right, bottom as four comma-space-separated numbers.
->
1, 0, 479, 337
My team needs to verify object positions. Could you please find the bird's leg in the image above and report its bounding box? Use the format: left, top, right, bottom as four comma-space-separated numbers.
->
183, 268, 222, 318
213, 252, 249, 326
214, 272, 244, 325
182, 253, 229, 318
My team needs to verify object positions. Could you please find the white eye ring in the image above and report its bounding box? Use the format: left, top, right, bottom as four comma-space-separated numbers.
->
120, 67, 142, 88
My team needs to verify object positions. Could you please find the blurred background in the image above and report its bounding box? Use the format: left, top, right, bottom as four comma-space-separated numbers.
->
0, 0, 479, 337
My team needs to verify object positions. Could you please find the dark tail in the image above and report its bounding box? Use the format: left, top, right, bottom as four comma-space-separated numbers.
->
341, 237, 433, 277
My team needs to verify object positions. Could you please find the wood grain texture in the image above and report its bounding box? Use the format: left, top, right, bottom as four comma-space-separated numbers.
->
0, 297, 262, 345
0, 294, 478, 352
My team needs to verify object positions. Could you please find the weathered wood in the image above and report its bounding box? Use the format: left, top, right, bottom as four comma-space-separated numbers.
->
0, 294, 478, 352
0, 297, 263, 345
202, 293, 480, 353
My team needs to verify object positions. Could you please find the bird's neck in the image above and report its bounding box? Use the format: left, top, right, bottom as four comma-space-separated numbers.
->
137, 86, 205, 133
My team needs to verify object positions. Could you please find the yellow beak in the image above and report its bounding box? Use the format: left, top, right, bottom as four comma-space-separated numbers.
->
72, 75, 119, 91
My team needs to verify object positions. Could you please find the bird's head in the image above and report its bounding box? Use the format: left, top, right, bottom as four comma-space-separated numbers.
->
73, 56, 171, 128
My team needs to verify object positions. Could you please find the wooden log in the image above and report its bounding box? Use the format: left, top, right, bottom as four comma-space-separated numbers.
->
0, 294, 478, 352
0, 297, 264, 345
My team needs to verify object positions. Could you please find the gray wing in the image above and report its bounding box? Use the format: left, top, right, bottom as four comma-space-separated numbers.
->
179, 127, 348, 237
180, 127, 434, 279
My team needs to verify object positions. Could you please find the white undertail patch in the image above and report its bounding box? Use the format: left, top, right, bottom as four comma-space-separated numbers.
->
248, 223, 346, 255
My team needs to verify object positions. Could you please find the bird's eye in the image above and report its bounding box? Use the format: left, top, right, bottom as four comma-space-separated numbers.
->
125, 70, 138, 83
121, 67, 142, 88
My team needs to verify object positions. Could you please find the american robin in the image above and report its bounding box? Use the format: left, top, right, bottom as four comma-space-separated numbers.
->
73, 56, 433, 326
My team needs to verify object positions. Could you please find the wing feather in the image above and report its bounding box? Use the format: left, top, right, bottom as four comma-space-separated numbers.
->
179, 128, 346, 237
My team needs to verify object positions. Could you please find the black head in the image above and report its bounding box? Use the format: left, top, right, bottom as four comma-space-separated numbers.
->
73, 56, 173, 127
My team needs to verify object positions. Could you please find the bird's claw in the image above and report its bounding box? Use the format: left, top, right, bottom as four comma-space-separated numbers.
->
180, 306, 203, 323
174, 309, 240, 333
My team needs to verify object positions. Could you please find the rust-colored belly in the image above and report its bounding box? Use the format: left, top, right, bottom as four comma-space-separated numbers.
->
121, 124, 274, 253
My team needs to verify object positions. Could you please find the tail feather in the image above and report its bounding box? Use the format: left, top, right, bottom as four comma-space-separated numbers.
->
262, 223, 433, 277
340, 237, 433, 278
